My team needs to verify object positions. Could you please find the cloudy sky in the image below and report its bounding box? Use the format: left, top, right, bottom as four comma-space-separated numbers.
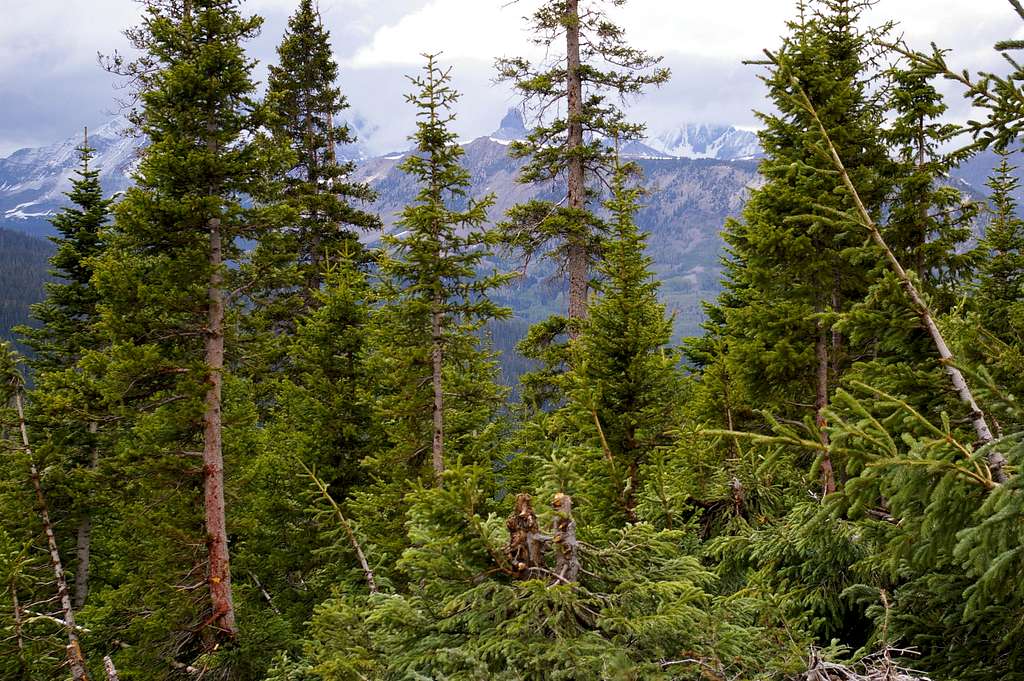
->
0, 0, 1021, 156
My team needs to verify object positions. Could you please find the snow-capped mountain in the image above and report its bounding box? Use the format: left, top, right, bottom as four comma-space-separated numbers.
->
0, 115, 375, 237
645, 123, 762, 161
0, 118, 140, 235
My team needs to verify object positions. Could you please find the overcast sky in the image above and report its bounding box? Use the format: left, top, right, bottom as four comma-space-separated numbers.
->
0, 0, 1021, 156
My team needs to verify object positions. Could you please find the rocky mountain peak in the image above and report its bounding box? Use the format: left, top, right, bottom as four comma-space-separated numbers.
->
492, 108, 528, 141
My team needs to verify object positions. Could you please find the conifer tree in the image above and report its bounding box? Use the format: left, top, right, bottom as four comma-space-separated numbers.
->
20, 133, 110, 373
496, 0, 669, 325
966, 151, 1024, 403
253, 0, 379, 333
94, 0, 291, 658
344, 56, 511, 575
566, 162, 681, 524
16, 133, 112, 612
373, 54, 510, 480
838, 65, 979, 421
698, 0, 891, 494
977, 152, 1024, 344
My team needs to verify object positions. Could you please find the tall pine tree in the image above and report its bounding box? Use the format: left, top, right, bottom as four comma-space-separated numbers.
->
93, 0, 291, 663
252, 0, 379, 336
496, 0, 669, 325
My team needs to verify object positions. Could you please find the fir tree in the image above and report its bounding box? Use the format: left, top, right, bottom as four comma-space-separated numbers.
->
697, 0, 892, 494
253, 0, 380, 335
346, 55, 511, 577
373, 54, 510, 480
496, 0, 669, 325
977, 151, 1024, 344
93, 0, 291, 664
20, 132, 111, 372
566, 162, 682, 524
16, 132, 112, 613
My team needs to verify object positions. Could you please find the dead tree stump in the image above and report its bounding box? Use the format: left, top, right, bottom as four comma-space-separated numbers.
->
505, 493, 549, 579
551, 493, 579, 583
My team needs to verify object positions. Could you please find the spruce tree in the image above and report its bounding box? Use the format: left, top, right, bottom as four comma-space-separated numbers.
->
20, 133, 111, 373
838, 64, 979, 422
16, 133, 112, 613
372, 54, 510, 481
565, 162, 682, 524
977, 151, 1024, 344
496, 0, 669, 325
253, 0, 380, 335
697, 0, 891, 494
344, 56, 511, 576
93, 0, 291, 663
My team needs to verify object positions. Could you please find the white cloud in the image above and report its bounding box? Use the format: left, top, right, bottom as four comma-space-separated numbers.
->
349, 0, 1020, 69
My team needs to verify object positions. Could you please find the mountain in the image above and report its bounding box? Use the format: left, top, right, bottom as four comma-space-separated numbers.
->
0, 119, 139, 238
0, 227, 52, 352
352, 117, 762, 340
645, 123, 762, 161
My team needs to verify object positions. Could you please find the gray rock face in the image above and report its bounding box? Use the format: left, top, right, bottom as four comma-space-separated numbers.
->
0, 118, 139, 237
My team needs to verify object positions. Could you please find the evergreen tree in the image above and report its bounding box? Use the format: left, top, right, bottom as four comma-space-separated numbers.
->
19, 132, 111, 372
977, 151, 1024, 344
565, 162, 682, 524
695, 0, 891, 494
91, 0, 291, 667
837, 64, 980, 423
496, 0, 669, 325
347, 55, 511, 575
252, 0, 379, 337
373, 54, 509, 480
16, 133, 112, 614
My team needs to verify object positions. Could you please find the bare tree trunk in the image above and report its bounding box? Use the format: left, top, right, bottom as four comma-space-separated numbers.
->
431, 297, 445, 480
565, 0, 588, 328
551, 493, 579, 583
11, 584, 27, 675
792, 81, 1007, 483
74, 421, 97, 610
103, 656, 120, 681
202, 119, 237, 639
815, 305, 836, 495
14, 393, 90, 681
300, 460, 378, 594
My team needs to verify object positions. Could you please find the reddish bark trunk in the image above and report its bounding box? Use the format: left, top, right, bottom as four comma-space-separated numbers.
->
202, 210, 237, 638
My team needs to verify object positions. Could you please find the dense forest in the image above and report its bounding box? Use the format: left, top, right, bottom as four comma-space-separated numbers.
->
0, 229, 51, 352
2, 0, 1024, 680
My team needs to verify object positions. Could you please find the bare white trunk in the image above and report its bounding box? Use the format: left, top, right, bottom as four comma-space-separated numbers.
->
14, 393, 90, 680
794, 81, 1007, 483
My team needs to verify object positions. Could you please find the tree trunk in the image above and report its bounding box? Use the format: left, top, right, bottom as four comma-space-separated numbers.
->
431, 296, 445, 480
795, 85, 1008, 483
202, 117, 237, 638
14, 393, 90, 681
11, 584, 26, 676
103, 656, 120, 681
815, 303, 836, 495
565, 0, 587, 328
74, 420, 97, 610
551, 493, 579, 582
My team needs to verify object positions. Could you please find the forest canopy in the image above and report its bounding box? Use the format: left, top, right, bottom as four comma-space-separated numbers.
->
2, 1, 1024, 680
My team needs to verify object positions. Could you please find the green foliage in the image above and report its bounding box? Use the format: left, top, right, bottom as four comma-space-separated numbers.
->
495, 0, 670, 314
248, 0, 379, 352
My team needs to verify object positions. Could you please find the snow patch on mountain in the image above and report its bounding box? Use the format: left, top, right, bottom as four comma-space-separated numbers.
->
645, 123, 762, 161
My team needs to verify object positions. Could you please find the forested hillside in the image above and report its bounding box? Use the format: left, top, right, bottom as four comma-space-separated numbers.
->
2, 1, 1024, 680
0, 227, 51, 347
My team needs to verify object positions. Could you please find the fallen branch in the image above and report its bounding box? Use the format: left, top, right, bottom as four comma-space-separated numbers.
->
768, 50, 1008, 484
